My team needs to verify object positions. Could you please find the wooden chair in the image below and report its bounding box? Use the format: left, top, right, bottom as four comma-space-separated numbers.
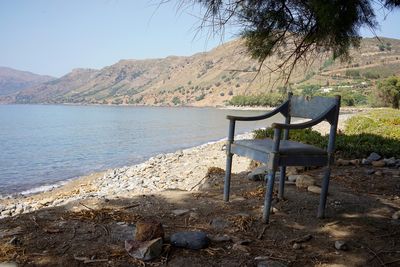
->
224, 93, 341, 223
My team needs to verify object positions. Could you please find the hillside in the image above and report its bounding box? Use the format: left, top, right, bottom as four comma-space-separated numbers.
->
0, 67, 54, 96
1, 37, 400, 106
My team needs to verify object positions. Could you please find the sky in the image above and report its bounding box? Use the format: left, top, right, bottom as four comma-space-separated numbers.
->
1, 0, 400, 77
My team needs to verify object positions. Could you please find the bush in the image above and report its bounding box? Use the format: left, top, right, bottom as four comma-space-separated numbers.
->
229, 93, 284, 107
195, 93, 205, 101
172, 96, 181, 105
345, 69, 360, 77
252, 109, 400, 158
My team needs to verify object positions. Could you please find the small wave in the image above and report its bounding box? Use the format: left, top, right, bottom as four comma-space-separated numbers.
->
18, 180, 71, 196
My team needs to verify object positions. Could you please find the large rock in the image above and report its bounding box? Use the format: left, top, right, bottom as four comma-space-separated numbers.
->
248, 166, 268, 181
170, 231, 209, 250
125, 238, 163, 261
366, 152, 382, 163
135, 220, 164, 242
294, 175, 316, 189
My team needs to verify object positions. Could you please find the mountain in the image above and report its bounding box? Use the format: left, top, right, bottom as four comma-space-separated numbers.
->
2, 37, 400, 106
0, 67, 54, 96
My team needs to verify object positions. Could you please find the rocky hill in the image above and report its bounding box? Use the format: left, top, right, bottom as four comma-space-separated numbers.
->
0, 67, 54, 97
1, 37, 400, 106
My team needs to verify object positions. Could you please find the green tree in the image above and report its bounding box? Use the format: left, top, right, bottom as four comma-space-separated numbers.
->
183, 0, 400, 79
376, 76, 400, 109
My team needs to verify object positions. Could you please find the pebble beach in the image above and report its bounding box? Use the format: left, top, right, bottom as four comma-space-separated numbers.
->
0, 113, 355, 219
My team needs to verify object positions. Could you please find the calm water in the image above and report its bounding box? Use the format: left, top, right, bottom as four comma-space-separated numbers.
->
0, 105, 283, 195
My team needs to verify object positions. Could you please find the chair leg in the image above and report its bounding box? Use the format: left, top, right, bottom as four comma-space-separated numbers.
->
318, 167, 331, 218
263, 169, 276, 223
223, 153, 233, 202
278, 166, 286, 200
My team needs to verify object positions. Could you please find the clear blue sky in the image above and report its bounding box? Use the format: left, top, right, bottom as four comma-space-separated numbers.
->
1, 0, 400, 77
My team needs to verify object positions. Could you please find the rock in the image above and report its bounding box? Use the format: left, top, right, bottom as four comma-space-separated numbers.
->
0, 210, 11, 217
367, 152, 382, 162
334, 240, 348, 251
287, 166, 305, 175
125, 238, 163, 261
375, 170, 383, 176
0, 262, 18, 267
172, 209, 190, 216
208, 234, 232, 242
349, 159, 360, 165
292, 243, 302, 250
248, 166, 268, 181
287, 175, 298, 182
371, 160, 385, 167
111, 224, 136, 242
295, 175, 315, 189
307, 185, 322, 194
361, 159, 370, 165
232, 243, 250, 253
210, 217, 231, 230
336, 159, 350, 166
392, 211, 400, 220
170, 231, 209, 250
135, 220, 164, 242
384, 157, 397, 167
365, 169, 375, 175
257, 260, 287, 267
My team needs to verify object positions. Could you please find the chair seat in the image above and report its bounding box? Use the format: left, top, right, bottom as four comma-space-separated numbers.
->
234, 139, 326, 155
231, 139, 327, 165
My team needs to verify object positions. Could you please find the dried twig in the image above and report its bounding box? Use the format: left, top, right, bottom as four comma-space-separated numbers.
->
79, 202, 95, 211
365, 245, 386, 267
119, 204, 140, 210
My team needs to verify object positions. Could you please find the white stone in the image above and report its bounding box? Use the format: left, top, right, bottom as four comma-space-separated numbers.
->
307, 185, 322, 194
295, 175, 315, 189
392, 210, 400, 220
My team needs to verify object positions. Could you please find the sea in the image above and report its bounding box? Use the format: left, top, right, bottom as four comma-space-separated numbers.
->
0, 104, 283, 196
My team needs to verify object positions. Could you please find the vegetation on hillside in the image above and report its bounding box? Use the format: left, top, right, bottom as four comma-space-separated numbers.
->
253, 109, 400, 158
191, 0, 400, 81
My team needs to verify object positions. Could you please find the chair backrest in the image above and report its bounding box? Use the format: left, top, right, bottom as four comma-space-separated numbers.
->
289, 95, 340, 120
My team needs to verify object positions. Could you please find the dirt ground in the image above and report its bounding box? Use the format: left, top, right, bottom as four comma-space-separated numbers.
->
0, 164, 399, 267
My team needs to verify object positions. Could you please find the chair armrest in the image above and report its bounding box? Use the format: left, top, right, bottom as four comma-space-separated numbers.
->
271, 104, 336, 130
226, 101, 289, 121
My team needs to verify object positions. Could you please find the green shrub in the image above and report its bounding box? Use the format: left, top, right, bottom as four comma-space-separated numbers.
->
195, 93, 205, 101
172, 96, 181, 105
345, 69, 360, 77
345, 109, 400, 139
252, 109, 400, 158
229, 93, 284, 107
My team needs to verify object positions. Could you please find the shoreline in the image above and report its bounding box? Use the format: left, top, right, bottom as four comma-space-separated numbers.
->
0, 113, 355, 218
